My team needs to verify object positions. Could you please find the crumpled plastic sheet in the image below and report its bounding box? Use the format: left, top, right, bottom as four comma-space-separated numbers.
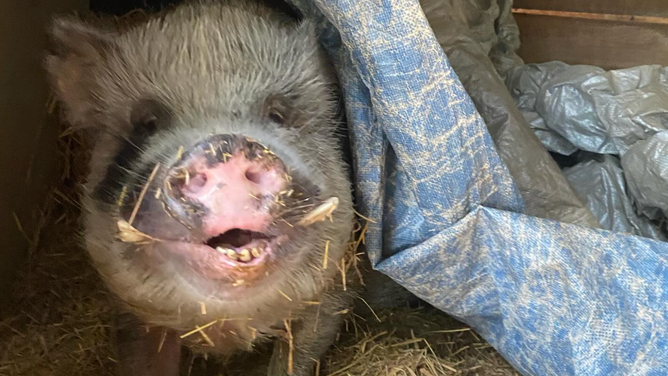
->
505, 61, 668, 156
563, 155, 666, 241
505, 61, 668, 240
288, 0, 668, 375
621, 131, 668, 221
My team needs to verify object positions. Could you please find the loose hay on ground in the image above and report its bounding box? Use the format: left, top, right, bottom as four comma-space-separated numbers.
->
325, 307, 519, 376
0, 100, 119, 376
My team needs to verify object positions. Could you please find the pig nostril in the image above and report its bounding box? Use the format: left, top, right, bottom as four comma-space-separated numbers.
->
183, 173, 207, 193
190, 173, 207, 188
245, 169, 263, 185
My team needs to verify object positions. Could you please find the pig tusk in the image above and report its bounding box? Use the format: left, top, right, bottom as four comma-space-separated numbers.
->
117, 219, 161, 244
297, 197, 339, 227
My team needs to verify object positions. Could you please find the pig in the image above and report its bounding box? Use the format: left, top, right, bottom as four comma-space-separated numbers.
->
45, 0, 357, 375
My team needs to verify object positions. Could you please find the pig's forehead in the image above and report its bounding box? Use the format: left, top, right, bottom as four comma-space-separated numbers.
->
101, 5, 321, 108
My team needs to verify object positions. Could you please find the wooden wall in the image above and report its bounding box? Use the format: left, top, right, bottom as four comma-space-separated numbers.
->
0, 0, 89, 307
513, 0, 668, 69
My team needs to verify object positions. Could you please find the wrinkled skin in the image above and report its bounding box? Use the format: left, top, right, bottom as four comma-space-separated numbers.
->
45, 1, 356, 375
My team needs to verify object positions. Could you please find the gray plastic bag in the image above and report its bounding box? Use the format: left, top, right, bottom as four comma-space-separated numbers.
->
506, 62, 668, 156
563, 155, 666, 240
621, 131, 668, 220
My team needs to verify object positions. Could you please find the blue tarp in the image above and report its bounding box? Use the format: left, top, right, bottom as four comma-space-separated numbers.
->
288, 0, 668, 375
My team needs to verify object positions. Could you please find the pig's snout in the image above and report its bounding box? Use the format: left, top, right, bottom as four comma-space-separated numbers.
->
121, 134, 313, 276
163, 135, 288, 239
170, 149, 284, 200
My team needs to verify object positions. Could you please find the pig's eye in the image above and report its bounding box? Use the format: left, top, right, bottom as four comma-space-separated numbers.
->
263, 95, 290, 127
268, 109, 285, 125
130, 99, 170, 136
136, 116, 158, 135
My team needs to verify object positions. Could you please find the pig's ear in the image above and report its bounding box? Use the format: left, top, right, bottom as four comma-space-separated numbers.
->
45, 16, 114, 128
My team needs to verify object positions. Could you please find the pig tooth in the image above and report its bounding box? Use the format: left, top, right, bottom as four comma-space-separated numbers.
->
251, 248, 261, 258
226, 249, 239, 260
239, 249, 252, 262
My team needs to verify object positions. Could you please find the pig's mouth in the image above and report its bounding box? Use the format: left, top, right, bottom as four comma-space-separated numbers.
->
155, 227, 289, 285
203, 229, 277, 265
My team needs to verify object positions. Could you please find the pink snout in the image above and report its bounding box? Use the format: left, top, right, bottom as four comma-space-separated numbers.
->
166, 139, 287, 237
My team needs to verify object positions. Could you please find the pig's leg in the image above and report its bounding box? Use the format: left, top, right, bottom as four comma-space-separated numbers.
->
267, 291, 351, 376
114, 313, 183, 376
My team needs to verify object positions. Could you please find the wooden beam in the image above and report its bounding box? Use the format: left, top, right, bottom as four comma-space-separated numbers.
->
514, 13, 668, 69
512, 8, 668, 26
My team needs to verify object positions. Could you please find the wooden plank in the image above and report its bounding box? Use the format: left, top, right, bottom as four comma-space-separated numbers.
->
515, 14, 668, 69
513, 8, 668, 26
0, 0, 89, 305
513, 0, 668, 18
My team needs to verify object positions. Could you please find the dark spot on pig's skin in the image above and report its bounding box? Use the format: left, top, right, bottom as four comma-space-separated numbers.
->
93, 99, 171, 206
